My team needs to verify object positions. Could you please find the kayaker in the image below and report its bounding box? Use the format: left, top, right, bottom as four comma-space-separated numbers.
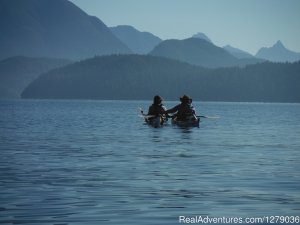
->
148, 95, 167, 116
166, 95, 197, 121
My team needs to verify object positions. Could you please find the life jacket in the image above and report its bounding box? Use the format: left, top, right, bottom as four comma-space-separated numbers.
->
148, 104, 166, 117
176, 103, 196, 120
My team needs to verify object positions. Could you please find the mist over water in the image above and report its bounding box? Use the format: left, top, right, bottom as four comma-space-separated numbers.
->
0, 100, 299, 224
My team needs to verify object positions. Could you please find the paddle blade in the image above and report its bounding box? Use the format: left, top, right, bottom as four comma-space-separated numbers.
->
139, 114, 156, 119
198, 115, 220, 119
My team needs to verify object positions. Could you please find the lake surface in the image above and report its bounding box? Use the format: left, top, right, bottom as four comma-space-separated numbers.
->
0, 100, 299, 225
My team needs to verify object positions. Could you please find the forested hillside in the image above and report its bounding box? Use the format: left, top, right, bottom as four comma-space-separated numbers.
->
22, 55, 300, 102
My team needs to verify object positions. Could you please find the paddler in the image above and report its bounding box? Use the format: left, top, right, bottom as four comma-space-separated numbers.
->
148, 95, 167, 117
165, 95, 198, 121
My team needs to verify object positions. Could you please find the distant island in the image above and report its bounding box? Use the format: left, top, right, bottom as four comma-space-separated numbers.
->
21, 55, 300, 103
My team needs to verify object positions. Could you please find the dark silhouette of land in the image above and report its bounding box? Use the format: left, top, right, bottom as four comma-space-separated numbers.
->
0, 0, 131, 60
2, 0, 300, 103
149, 38, 264, 68
21, 55, 300, 103
0, 56, 71, 99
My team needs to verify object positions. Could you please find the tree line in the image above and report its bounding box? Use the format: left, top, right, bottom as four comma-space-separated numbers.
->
22, 54, 300, 103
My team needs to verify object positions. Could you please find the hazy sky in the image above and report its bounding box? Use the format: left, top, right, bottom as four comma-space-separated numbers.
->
69, 0, 300, 55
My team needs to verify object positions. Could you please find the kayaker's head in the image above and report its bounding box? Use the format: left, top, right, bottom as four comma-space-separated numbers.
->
180, 95, 192, 104
153, 95, 163, 105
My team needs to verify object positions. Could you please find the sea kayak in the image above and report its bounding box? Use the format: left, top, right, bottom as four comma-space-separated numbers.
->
171, 117, 200, 127
139, 108, 168, 128
145, 115, 167, 128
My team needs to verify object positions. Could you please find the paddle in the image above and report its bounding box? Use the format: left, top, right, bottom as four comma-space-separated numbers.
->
166, 114, 219, 119
138, 107, 156, 119
197, 115, 220, 119
139, 107, 219, 120
139, 114, 156, 119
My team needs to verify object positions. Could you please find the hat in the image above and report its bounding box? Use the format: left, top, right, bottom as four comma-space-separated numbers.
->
180, 95, 192, 103
153, 95, 163, 104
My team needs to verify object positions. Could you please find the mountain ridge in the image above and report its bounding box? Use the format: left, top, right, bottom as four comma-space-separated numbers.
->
110, 25, 162, 54
0, 0, 131, 60
21, 54, 300, 102
256, 40, 300, 62
192, 32, 212, 43
223, 45, 254, 59
149, 38, 264, 68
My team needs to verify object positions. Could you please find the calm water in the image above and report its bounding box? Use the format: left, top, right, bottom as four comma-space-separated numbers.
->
0, 100, 299, 225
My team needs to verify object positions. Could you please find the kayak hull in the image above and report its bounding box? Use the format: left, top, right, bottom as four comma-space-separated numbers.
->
171, 117, 200, 127
145, 116, 167, 128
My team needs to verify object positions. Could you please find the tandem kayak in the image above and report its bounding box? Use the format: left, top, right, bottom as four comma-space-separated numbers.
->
171, 117, 200, 127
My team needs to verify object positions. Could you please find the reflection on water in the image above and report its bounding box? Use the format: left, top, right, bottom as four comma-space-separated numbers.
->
149, 126, 195, 144
0, 100, 300, 224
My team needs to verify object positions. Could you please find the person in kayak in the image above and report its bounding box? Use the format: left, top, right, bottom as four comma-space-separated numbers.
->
148, 95, 167, 116
166, 95, 197, 121
145, 95, 168, 127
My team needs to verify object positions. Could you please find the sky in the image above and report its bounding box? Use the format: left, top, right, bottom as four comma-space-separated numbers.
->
69, 0, 300, 55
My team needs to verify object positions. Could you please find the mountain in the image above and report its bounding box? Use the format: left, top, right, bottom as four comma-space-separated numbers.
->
0, 56, 71, 99
149, 38, 263, 68
110, 25, 162, 54
192, 32, 212, 43
0, 0, 131, 60
21, 54, 300, 102
256, 41, 300, 62
223, 45, 254, 59
149, 38, 238, 68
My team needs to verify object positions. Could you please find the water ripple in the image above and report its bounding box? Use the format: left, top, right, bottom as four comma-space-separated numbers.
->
1, 100, 300, 224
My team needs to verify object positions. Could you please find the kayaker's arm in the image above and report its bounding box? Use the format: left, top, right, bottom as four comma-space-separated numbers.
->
165, 105, 179, 114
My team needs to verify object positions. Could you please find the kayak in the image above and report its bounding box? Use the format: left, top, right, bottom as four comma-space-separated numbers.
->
171, 117, 200, 127
145, 115, 167, 128
139, 107, 168, 128
139, 108, 202, 128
